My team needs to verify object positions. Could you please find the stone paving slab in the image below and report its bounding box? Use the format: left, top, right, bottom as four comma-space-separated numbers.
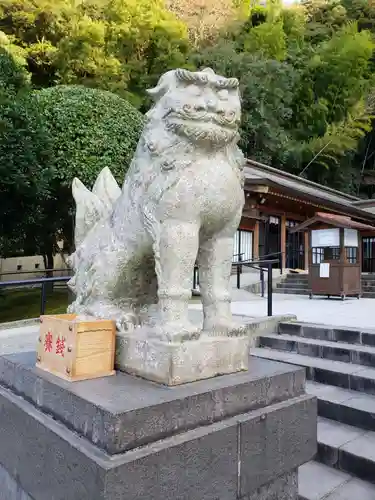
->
252, 347, 375, 375
299, 461, 375, 500
326, 477, 375, 499
190, 295, 375, 330
306, 381, 375, 433
299, 461, 351, 500
318, 417, 366, 448
252, 347, 375, 397
258, 333, 375, 368
317, 417, 375, 484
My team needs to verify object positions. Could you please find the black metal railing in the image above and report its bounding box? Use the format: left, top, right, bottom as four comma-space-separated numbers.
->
0, 276, 70, 316
192, 256, 277, 317
1, 259, 276, 320
238, 258, 278, 317
0, 267, 71, 278
258, 251, 283, 275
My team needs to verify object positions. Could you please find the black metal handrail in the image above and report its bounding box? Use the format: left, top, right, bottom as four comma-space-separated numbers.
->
0, 259, 276, 320
0, 276, 70, 315
0, 268, 71, 277
233, 258, 278, 316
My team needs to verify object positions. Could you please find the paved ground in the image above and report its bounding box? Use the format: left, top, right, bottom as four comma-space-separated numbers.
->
190, 293, 375, 330
1, 288, 374, 355
0, 323, 39, 355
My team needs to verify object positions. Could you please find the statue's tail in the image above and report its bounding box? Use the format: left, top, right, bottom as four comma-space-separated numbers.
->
67, 167, 121, 295
71, 167, 121, 249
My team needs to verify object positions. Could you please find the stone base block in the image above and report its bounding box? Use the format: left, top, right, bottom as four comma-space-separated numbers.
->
245, 471, 298, 500
116, 330, 249, 385
0, 350, 317, 500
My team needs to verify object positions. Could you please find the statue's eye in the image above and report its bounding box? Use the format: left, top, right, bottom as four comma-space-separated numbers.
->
187, 84, 202, 96
218, 89, 229, 101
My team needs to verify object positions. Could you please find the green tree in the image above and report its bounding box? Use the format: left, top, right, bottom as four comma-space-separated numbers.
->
0, 31, 30, 93
289, 23, 374, 141
342, 0, 375, 33
194, 40, 299, 164
0, 85, 54, 257
0, 0, 192, 108
195, 2, 375, 192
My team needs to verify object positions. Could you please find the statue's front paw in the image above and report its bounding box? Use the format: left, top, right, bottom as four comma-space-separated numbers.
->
115, 313, 138, 333
157, 321, 201, 342
203, 318, 247, 336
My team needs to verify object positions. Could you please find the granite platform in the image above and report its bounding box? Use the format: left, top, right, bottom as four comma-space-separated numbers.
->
0, 351, 317, 499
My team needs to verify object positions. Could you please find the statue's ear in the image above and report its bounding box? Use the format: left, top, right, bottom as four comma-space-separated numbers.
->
146, 70, 177, 101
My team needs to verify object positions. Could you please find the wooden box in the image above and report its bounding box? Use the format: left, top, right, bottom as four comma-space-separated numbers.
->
36, 314, 116, 382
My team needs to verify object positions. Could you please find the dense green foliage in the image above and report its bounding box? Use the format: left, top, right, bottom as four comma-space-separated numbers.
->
0, 0, 191, 109
35, 85, 144, 187
197, 2, 375, 192
33, 85, 143, 259
1, 0, 375, 261
0, 47, 53, 257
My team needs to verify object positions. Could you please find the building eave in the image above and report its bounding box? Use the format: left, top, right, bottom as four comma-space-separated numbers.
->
244, 159, 375, 224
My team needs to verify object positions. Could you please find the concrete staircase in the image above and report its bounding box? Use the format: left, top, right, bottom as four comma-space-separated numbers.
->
253, 321, 375, 500
362, 275, 375, 299
276, 273, 375, 298
275, 273, 309, 295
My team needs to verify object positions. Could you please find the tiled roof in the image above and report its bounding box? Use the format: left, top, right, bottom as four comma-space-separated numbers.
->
244, 160, 358, 206
243, 160, 375, 222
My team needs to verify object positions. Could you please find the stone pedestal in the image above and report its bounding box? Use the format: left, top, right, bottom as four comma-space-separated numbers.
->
116, 330, 249, 385
0, 351, 316, 500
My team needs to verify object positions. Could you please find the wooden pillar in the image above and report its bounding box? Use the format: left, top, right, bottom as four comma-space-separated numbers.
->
340, 227, 345, 263
304, 231, 309, 270
253, 221, 260, 260
280, 215, 286, 270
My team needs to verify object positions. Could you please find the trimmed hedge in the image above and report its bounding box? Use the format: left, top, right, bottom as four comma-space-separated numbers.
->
34, 85, 144, 187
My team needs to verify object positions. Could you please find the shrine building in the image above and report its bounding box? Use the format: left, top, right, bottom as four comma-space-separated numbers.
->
235, 159, 375, 274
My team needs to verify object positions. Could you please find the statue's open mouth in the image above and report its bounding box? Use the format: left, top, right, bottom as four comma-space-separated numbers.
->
166, 109, 239, 130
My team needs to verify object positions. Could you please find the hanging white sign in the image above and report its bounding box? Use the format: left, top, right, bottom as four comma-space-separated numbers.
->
311, 229, 340, 248
319, 263, 330, 278
344, 228, 359, 247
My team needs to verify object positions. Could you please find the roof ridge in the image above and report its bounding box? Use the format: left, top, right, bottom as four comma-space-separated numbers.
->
245, 159, 360, 201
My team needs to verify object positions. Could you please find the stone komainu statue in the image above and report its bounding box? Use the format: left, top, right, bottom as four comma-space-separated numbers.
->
68, 68, 245, 340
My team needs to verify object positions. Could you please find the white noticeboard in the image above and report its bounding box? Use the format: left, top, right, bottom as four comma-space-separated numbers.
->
344, 228, 359, 247
311, 229, 340, 248
319, 263, 330, 278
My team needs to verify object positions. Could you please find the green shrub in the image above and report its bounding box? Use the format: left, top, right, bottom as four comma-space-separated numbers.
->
0, 90, 54, 256
34, 85, 144, 187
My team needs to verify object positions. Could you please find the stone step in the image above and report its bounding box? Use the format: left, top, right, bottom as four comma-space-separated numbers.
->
258, 333, 375, 368
316, 417, 375, 485
277, 282, 308, 290
274, 274, 375, 299
278, 322, 375, 347
284, 274, 308, 280
274, 288, 309, 295
306, 381, 375, 432
299, 460, 375, 500
281, 281, 309, 287
251, 348, 375, 396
